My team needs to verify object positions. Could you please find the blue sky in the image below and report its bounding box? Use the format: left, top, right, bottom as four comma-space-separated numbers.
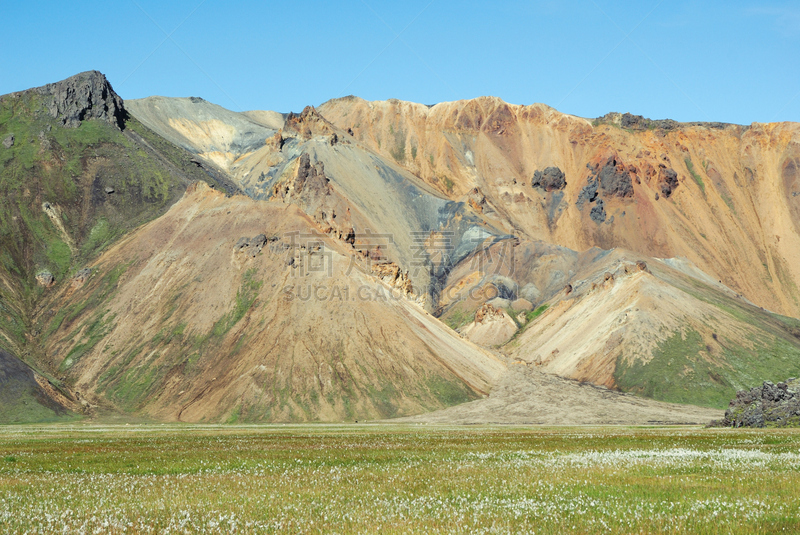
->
2, 1, 799, 123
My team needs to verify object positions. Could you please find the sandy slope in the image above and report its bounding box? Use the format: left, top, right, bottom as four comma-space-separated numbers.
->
42, 183, 505, 422
396, 364, 721, 425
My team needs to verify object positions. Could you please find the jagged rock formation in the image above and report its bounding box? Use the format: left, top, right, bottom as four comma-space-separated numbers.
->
715, 379, 800, 427
26, 70, 126, 129
595, 156, 635, 198
596, 111, 731, 132
283, 106, 337, 140
657, 166, 679, 198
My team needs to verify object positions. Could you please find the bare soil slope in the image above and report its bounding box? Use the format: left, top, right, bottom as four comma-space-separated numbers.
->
397, 364, 721, 425
40, 183, 505, 422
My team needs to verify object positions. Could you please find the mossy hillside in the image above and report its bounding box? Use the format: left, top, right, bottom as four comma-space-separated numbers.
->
0, 88, 212, 360
614, 327, 800, 409
0, 349, 78, 424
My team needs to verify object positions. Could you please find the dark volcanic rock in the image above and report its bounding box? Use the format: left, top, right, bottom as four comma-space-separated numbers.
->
576, 178, 598, 210
620, 113, 680, 131
249, 234, 268, 257
531, 166, 566, 191
596, 112, 732, 131
2, 134, 13, 148
658, 166, 679, 198
235, 234, 269, 257
33, 71, 125, 129
577, 156, 634, 212
234, 237, 251, 252
597, 156, 634, 198
714, 378, 800, 427
590, 199, 606, 224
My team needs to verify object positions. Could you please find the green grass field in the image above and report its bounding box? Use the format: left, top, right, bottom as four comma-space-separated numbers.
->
1, 425, 799, 533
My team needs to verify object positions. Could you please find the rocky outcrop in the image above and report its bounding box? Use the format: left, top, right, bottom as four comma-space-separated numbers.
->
531, 166, 566, 191
596, 112, 731, 131
35, 271, 55, 287
714, 379, 800, 427
32, 71, 126, 129
267, 130, 284, 151
234, 234, 271, 258
372, 262, 413, 296
590, 199, 606, 223
576, 177, 599, 209
596, 156, 634, 198
577, 156, 633, 221
658, 166, 679, 198
70, 268, 92, 289
474, 303, 505, 324
466, 187, 487, 213
284, 106, 336, 140
294, 153, 327, 196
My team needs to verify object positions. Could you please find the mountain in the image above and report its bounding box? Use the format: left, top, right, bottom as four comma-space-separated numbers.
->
318, 97, 800, 319
0, 71, 227, 421
3, 71, 800, 423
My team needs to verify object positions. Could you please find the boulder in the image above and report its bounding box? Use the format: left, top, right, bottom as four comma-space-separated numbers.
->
658, 167, 679, 198
714, 378, 800, 427
590, 199, 606, 223
249, 234, 268, 257
2, 134, 13, 148
531, 166, 566, 191
36, 271, 55, 287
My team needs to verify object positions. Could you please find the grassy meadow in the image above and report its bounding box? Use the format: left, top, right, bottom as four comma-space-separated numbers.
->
0, 424, 799, 533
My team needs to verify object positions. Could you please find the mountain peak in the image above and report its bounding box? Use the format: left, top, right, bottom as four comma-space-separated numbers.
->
31, 70, 126, 129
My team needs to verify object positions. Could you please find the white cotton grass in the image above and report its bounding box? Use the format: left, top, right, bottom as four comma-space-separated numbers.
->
0, 425, 798, 534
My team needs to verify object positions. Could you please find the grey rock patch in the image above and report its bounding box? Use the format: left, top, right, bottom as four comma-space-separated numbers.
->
486, 297, 511, 310
520, 282, 541, 303
590, 199, 606, 224
33, 71, 125, 129
36, 271, 55, 287
576, 178, 598, 210
714, 378, 800, 428
531, 166, 566, 191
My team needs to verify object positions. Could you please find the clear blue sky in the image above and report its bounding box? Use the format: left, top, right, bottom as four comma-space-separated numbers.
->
2, 1, 799, 124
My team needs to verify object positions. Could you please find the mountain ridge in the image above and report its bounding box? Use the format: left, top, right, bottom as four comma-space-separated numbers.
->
3, 70, 800, 424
